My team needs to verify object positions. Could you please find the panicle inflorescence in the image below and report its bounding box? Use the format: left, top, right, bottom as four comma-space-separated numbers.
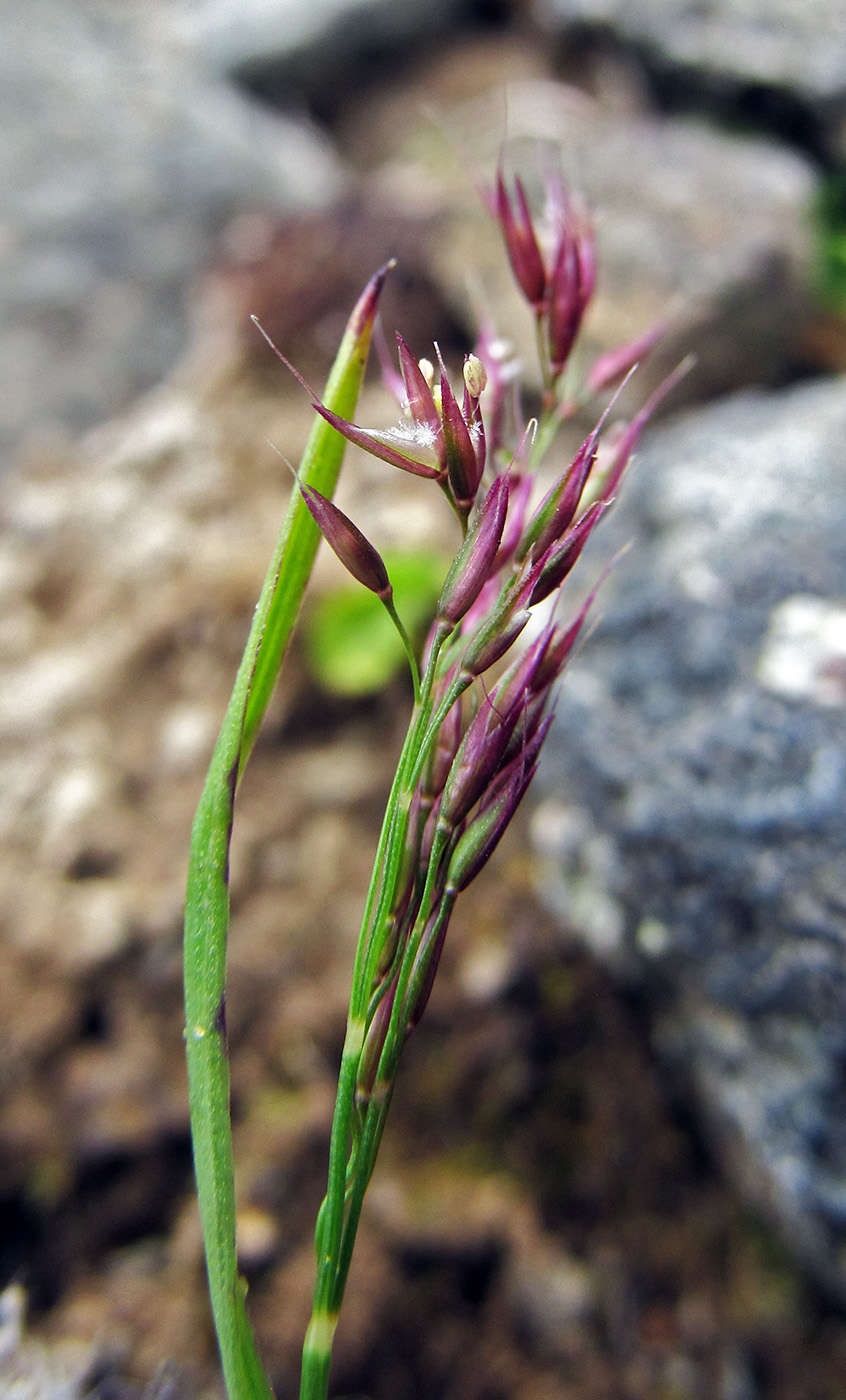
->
189, 141, 690, 1400
289, 148, 688, 1400
292, 161, 683, 1120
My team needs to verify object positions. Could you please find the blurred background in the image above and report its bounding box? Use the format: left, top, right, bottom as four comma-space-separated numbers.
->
1, 2, 846, 1398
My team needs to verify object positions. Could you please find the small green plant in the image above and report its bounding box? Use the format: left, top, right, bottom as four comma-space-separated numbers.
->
815, 171, 846, 312
304, 548, 447, 696
184, 144, 681, 1400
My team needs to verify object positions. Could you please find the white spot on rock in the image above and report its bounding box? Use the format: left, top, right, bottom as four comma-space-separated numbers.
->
757, 595, 846, 707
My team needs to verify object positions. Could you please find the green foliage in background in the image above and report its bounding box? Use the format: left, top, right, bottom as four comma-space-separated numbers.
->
814, 171, 846, 311
304, 549, 448, 696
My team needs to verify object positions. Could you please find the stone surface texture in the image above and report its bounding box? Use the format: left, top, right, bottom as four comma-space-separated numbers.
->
534, 374, 846, 1301
535, 0, 846, 107
1, 4, 826, 467
0, 0, 340, 464
176, 0, 471, 79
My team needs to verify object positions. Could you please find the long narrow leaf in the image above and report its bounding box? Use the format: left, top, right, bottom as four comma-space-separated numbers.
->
184, 265, 389, 1400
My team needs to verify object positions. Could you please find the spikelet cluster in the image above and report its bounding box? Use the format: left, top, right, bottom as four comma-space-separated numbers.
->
293, 154, 684, 1108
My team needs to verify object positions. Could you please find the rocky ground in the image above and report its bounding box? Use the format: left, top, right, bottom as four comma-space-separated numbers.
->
2, 3, 846, 1399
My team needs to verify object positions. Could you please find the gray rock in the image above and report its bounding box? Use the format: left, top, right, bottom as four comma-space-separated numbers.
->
177, 0, 471, 86
534, 0, 846, 158
533, 375, 846, 1300
0, 0, 341, 463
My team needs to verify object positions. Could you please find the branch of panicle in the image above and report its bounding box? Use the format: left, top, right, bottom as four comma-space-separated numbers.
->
492, 155, 670, 426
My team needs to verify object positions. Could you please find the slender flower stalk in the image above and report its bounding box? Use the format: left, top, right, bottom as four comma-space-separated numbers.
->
296, 480, 421, 699
186, 141, 683, 1400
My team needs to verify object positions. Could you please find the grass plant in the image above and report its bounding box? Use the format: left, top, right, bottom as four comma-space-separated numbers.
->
184, 143, 679, 1400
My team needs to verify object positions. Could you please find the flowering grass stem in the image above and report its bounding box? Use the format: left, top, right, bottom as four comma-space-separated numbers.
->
185, 143, 680, 1400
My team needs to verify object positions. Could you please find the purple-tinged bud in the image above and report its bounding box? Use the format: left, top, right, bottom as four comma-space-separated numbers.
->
481, 712, 553, 814
495, 170, 547, 308
458, 546, 550, 678
375, 917, 401, 982
298, 483, 392, 599
356, 979, 397, 1103
517, 384, 626, 563
439, 694, 520, 828
529, 498, 611, 606
459, 601, 532, 679
530, 590, 598, 693
516, 427, 599, 563
438, 474, 509, 626
490, 628, 554, 714
587, 320, 666, 395
440, 370, 483, 513
396, 334, 442, 442
493, 470, 534, 573
444, 737, 540, 895
489, 424, 537, 573
407, 903, 454, 1030
548, 218, 596, 378
498, 691, 549, 769
445, 781, 514, 894
459, 574, 501, 638
548, 239, 579, 367
421, 698, 463, 801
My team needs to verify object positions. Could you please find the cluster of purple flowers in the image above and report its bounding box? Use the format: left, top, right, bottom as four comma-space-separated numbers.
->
495, 163, 596, 385
294, 159, 682, 1100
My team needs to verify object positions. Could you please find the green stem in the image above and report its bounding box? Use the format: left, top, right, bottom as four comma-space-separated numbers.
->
332, 890, 455, 1310
298, 626, 462, 1400
185, 267, 388, 1400
354, 622, 452, 1007
535, 310, 554, 409
330, 1086, 395, 1309
382, 594, 421, 703
299, 1316, 337, 1400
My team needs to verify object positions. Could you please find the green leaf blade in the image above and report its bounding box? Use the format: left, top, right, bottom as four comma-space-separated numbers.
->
184, 265, 390, 1400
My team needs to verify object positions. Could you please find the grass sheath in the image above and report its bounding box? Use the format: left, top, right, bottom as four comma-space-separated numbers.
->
185, 144, 680, 1400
